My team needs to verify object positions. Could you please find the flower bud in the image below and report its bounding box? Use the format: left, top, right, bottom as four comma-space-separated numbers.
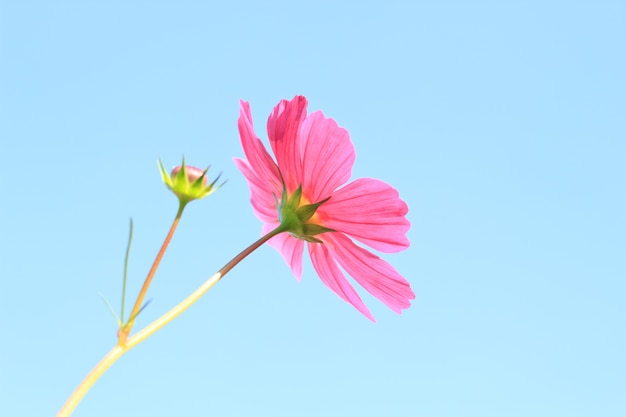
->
158, 159, 224, 205
170, 165, 208, 185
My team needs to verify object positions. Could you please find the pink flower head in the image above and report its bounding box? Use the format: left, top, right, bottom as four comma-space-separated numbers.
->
234, 96, 414, 321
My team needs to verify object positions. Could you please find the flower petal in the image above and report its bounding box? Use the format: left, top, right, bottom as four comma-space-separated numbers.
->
300, 111, 355, 202
323, 233, 415, 314
263, 223, 304, 280
320, 178, 410, 253
267, 96, 308, 193
308, 240, 375, 321
237, 100, 282, 193
233, 158, 277, 223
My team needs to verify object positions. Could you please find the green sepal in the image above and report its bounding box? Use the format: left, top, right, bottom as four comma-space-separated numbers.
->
288, 185, 303, 207
158, 159, 171, 184
296, 196, 331, 222
173, 158, 189, 182
276, 182, 335, 242
301, 223, 336, 236
158, 158, 224, 205
301, 235, 324, 244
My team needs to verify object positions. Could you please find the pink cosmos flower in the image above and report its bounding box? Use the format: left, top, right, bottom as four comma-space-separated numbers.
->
234, 95, 414, 321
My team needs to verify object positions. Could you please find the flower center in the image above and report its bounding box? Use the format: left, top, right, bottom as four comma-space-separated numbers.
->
276, 185, 334, 243
295, 194, 323, 225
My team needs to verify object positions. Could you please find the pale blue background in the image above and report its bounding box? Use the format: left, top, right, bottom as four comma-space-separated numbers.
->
1, 1, 625, 416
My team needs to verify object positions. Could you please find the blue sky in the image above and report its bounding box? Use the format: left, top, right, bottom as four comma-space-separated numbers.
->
1, 1, 625, 416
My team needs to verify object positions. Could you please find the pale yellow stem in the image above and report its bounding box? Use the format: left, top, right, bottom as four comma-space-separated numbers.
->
56, 346, 125, 417
56, 272, 222, 417
127, 272, 221, 349
56, 224, 285, 417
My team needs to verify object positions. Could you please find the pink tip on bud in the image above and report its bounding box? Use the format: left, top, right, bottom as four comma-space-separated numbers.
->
158, 159, 224, 205
171, 165, 208, 186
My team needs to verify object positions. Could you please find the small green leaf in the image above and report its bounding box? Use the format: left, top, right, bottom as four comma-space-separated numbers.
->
100, 293, 122, 327
127, 299, 152, 324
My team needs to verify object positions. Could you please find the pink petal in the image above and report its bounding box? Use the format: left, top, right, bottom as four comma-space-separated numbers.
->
237, 100, 282, 193
233, 158, 277, 223
262, 222, 304, 280
320, 178, 410, 253
323, 233, 415, 314
308, 239, 375, 321
300, 111, 355, 202
267, 96, 308, 193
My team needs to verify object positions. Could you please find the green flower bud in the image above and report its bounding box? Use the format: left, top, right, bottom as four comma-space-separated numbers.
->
158, 159, 224, 205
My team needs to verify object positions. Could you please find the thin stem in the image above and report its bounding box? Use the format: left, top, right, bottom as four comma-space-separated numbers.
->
218, 224, 287, 276
119, 202, 186, 343
121, 218, 134, 323
131, 225, 286, 347
127, 272, 222, 348
56, 225, 286, 417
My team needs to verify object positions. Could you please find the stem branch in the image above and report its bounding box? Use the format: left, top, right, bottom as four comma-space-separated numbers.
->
56, 225, 285, 417
119, 202, 185, 343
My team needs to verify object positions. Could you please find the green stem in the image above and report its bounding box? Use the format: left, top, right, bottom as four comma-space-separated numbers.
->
56, 225, 285, 417
218, 224, 287, 276
121, 218, 134, 324
119, 202, 186, 343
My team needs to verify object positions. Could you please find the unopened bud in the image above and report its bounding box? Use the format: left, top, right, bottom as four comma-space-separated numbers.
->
158, 159, 224, 205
